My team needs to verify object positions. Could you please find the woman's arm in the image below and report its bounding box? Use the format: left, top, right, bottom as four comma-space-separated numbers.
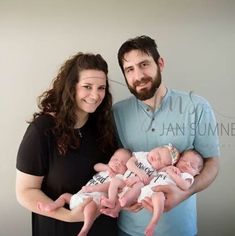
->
16, 170, 87, 222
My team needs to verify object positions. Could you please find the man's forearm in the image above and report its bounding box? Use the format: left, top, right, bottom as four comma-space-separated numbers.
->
188, 157, 219, 195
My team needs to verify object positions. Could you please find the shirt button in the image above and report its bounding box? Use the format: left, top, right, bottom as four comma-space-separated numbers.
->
151, 128, 155, 132
146, 108, 150, 112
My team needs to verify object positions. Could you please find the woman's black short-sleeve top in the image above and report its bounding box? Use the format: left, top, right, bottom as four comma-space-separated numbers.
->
16, 114, 118, 236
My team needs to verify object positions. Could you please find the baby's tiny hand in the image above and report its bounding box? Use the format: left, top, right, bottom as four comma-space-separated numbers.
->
125, 178, 136, 187
138, 172, 149, 185
81, 186, 92, 192
108, 167, 116, 177
166, 166, 180, 176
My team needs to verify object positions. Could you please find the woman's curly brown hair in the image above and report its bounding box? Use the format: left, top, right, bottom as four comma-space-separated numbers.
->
33, 52, 116, 155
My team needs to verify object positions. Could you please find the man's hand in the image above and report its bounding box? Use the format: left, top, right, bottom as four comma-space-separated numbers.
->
123, 202, 143, 212
142, 184, 189, 212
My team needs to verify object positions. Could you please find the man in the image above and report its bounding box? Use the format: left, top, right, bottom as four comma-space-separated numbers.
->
112, 36, 220, 236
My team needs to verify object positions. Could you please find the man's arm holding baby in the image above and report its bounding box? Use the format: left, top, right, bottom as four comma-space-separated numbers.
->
142, 157, 219, 212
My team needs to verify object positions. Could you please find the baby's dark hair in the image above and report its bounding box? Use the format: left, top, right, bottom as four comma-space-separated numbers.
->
181, 149, 204, 172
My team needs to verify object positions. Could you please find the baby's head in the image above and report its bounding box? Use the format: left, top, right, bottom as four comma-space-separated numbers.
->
147, 143, 180, 170
176, 150, 203, 176
108, 148, 132, 174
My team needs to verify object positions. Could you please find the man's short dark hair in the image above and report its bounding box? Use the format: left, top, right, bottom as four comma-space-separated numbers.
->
118, 35, 160, 73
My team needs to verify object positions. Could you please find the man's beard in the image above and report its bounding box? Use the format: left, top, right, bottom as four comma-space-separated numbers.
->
127, 69, 162, 101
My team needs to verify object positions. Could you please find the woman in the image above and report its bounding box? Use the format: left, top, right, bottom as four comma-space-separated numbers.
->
16, 52, 118, 236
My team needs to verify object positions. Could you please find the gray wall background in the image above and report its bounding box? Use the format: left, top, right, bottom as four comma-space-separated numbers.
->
0, 0, 234, 235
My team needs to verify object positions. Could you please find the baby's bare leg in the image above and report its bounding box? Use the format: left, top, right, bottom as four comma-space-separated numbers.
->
77, 201, 98, 236
107, 177, 126, 208
37, 193, 72, 212
145, 192, 165, 236
100, 177, 125, 208
119, 182, 144, 207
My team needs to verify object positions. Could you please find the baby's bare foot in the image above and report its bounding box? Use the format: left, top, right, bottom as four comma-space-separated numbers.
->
145, 225, 154, 236
119, 197, 128, 207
